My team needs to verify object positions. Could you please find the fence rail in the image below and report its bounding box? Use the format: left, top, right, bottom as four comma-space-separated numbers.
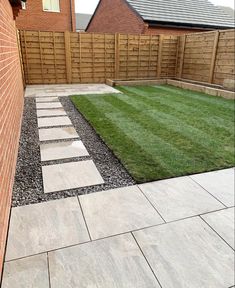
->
19, 29, 235, 86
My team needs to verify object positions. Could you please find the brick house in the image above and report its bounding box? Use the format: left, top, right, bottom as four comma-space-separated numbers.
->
0, 0, 24, 278
16, 0, 76, 32
86, 0, 234, 35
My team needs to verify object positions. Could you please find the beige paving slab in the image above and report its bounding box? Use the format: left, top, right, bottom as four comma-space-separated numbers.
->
48, 233, 160, 288
2, 254, 49, 288
42, 160, 104, 193
37, 108, 67, 117
36, 102, 63, 109
25, 84, 120, 97
37, 116, 72, 128
40, 140, 89, 161
139, 176, 224, 222
201, 207, 234, 249
79, 186, 164, 240
36, 97, 59, 103
39, 127, 79, 141
191, 168, 234, 207
5, 197, 90, 261
134, 217, 234, 288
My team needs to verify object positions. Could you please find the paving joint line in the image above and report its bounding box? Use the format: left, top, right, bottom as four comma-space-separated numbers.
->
189, 175, 228, 208
46, 252, 52, 288
131, 232, 163, 288
199, 215, 234, 251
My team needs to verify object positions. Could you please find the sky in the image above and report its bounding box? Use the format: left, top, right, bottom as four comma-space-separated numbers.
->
75, 0, 235, 13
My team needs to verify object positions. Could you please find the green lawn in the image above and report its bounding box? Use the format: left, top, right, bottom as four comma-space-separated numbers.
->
71, 85, 235, 183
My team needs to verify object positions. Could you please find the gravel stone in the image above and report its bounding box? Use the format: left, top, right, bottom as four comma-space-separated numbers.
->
12, 97, 135, 207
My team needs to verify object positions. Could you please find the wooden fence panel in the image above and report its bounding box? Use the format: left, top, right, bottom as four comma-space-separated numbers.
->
19, 30, 178, 84
176, 29, 235, 85
19, 29, 234, 86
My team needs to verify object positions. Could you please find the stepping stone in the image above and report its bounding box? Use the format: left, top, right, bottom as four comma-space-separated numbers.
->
5, 197, 90, 261
37, 116, 72, 128
42, 160, 104, 193
39, 127, 79, 141
36, 97, 59, 103
36, 102, 62, 109
134, 217, 234, 288
48, 234, 160, 288
37, 108, 67, 117
40, 140, 89, 161
191, 168, 234, 207
138, 176, 224, 222
79, 186, 164, 240
2, 254, 49, 288
201, 207, 234, 249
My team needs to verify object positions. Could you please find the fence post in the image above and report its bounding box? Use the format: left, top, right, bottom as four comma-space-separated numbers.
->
179, 35, 186, 78
64, 31, 72, 84
157, 35, 163, 78
209, 30, 219, 83
115, 33, 120, 79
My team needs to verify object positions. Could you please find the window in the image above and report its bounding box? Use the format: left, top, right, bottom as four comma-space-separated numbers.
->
43, 0, 60, 12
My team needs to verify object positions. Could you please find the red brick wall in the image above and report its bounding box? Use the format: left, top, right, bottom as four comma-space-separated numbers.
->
146, 26, 206, 35
87, 0, 145, 34
16, 0, 76, 32
0, 0, 24, 277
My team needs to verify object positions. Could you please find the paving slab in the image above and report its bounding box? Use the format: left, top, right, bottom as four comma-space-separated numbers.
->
5, 197, 89, 261
37, 116, 72, 128
42, 160, 104, 193
40, 140, 89, 161
134, 217, 234, 288
25, 84, 120, 97
2, 254, 49, 288
48, 233, 160, 288
37, 108, 67, 117
39, 127, 79, 141
139, 176, 224, 222
36, 97, 59, 103
191, 168, 234, 207
79, 186, 164, 240
201, 207, 234, 249
36, 102, 63, 109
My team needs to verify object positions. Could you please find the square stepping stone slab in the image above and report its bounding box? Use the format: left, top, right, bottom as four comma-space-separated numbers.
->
40, 140, 89, 161
37, 116, 72, 128
5, 197, 90, 261
42, 160, 104, 193
36, 102, 62, 109
201, 207, 234, 249
48, 234, 160, 288
190, 168, 234, 207
36, 97, 59, 103
138, 176, 224, 222
37, 108, 67, 117
39, 127, 79, 142
79, 186, 164, 240
2, 254, 49, 288
134, 217, 234, 288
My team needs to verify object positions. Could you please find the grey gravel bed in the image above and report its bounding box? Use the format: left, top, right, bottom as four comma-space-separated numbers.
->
12, 97, 135, 207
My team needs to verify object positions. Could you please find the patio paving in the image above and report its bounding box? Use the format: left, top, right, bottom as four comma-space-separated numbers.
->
37, 116, 72, 128
37, 108, 67, 117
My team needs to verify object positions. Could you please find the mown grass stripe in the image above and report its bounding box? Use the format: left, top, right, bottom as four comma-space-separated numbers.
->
117, 86, 233, 135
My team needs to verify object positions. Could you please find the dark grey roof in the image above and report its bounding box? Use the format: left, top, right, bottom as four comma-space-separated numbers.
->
126, 0, 235, 28
76, 13, 92, 31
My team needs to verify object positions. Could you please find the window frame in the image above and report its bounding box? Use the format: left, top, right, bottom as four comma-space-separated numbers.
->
42, 0, 60, 13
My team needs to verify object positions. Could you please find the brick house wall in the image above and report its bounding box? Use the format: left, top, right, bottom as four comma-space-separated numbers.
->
87, 0, 146, 34
87, 0, 208, 35
16, 0, 76, 32
0, 0, 24, 278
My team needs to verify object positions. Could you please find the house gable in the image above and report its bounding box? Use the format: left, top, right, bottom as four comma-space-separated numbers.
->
86, 0, 146, 34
